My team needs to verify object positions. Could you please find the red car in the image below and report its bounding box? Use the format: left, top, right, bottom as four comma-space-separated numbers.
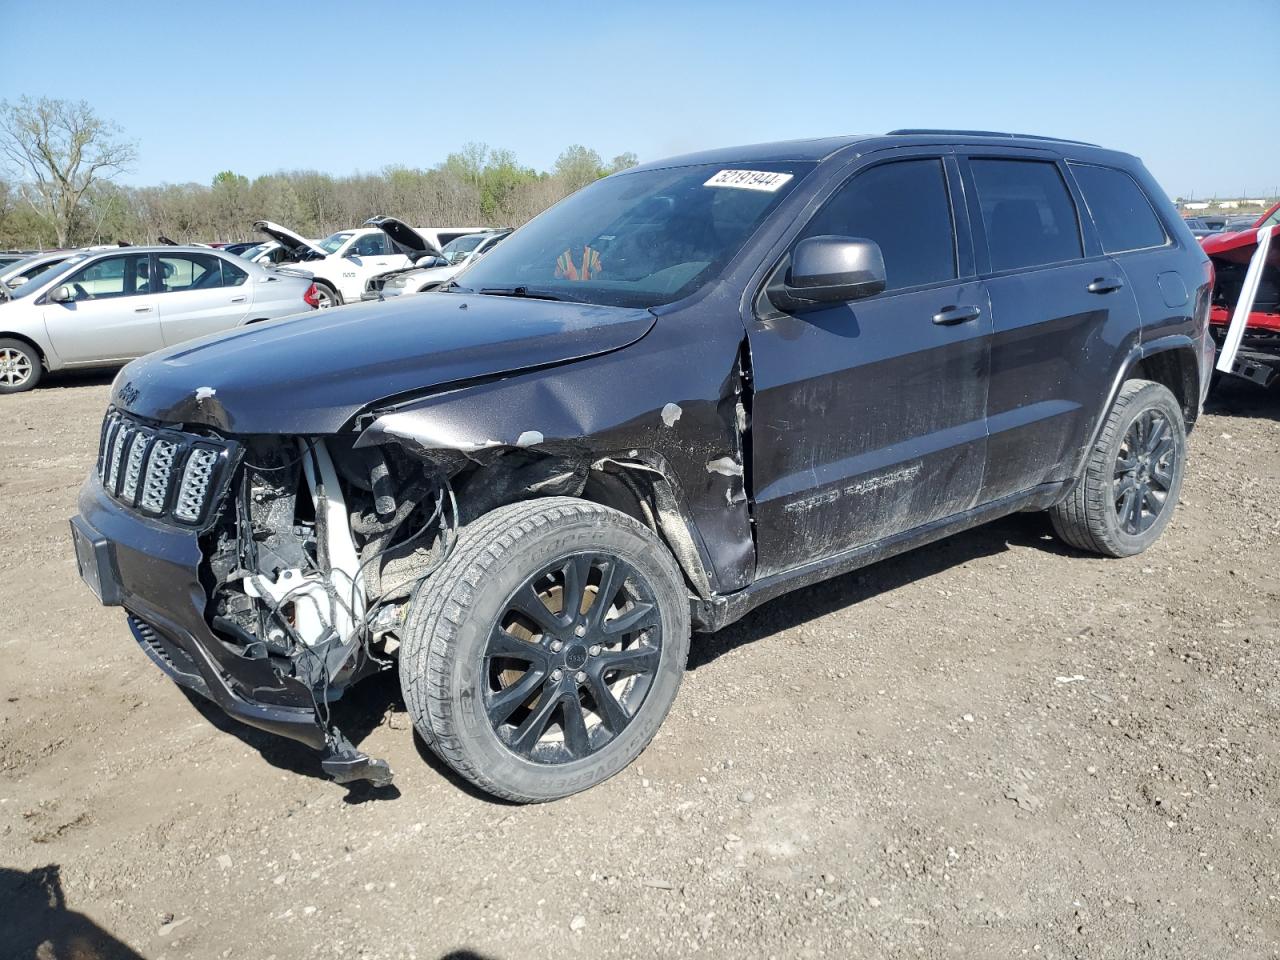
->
1202, 201, 1280, 387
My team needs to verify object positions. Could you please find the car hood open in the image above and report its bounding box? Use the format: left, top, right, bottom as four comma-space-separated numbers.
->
364, 216, 441, 260
110, 294, 656, 434
253, 220, 329, 261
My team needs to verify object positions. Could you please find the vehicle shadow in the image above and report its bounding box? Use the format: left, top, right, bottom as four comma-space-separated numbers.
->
0, 864, 145, 960
689, 509, 1071, 671
179, 510, 1083, 792
180, 670, 404, 801
1204, 376, 1278, 421
40, 366, 121, 390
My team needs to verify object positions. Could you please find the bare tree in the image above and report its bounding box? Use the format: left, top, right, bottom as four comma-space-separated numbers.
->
0, 96, 137, 246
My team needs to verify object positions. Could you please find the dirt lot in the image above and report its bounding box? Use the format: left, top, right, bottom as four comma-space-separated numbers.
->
1, 370, 1277, 960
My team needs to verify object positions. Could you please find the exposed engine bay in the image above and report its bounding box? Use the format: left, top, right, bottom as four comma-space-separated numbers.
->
201, 437, 458, 786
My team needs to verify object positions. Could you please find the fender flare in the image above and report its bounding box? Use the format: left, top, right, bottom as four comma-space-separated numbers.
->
1070, 334, 1202, 484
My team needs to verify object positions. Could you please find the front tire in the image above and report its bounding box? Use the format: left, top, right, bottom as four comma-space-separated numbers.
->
401, 498, 690, 803
1050, 379, 1186, 557
0, 338, 42, 393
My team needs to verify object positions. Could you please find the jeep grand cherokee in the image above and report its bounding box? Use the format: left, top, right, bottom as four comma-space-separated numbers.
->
71, 130, 1213, 802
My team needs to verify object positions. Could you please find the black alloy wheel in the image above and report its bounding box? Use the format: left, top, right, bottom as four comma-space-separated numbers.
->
484, 552, 662, 764
1112, 408, 1175, 536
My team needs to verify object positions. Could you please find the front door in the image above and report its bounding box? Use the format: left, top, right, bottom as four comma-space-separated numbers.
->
339, 232, 405, 300
154, 252, 252, 344
42, 252, 162, 364
747, 154, 991, 578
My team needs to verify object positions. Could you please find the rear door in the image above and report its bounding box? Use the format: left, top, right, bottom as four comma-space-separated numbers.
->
747, 152, 991, 578
41, 252, 162, 363
959, 151, 1143, 504
154, 252, 252, 344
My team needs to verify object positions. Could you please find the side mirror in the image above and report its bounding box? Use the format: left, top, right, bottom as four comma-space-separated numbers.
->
768, 236, 886, 313
48, 284, 75, 303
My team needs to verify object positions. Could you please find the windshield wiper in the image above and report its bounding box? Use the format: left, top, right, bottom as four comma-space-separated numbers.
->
478, 286, 568, 302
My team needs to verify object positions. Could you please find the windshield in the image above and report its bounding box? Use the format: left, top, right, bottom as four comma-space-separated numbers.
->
6, 253, 89, 298
238, 242, 270, 260
441, 234, 488, 264
317, 232, 353, 254
1259, 206, 1280, 229
455, 162, 813, 308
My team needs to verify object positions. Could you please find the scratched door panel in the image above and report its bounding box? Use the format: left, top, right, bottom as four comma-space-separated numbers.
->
748, 280, 991, 578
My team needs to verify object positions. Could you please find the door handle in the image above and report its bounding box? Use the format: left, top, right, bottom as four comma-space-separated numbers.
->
230, 296, 247, 303
1087, 277, 1124, 294
932, 305, 982, 326
134, 306, 151, 313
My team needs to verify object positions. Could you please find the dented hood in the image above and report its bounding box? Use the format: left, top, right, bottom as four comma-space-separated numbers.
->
111, 294, 656, 434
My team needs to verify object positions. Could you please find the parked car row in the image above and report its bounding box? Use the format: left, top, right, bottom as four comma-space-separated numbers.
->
0, 245, 315, 393
251, 218, 493, 307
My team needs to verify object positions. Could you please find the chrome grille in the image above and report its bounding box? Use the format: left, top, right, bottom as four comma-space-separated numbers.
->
174, 448, 218, 522
140, 439, 178, 514
97, 409, 231, 525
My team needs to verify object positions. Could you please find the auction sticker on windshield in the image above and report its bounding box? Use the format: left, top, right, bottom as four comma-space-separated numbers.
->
704, 170, 794, 192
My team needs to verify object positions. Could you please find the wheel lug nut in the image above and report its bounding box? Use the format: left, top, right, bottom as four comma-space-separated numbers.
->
551, 668, 562, 681
574, 624, 587, 637
589, 644, 601, 657
550, 639, 563, 652
575, 671, 587, 684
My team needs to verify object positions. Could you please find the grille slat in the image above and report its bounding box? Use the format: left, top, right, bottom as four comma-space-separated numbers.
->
97, 410, 228, 525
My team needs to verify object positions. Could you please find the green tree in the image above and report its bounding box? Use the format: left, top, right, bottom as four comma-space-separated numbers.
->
554, 145, 605, 192
0, 96, 137, 246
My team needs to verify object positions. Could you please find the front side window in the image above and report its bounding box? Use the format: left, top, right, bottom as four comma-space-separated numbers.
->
157, 253, 227, 292
350, 233, 390, 256
1070, 163, 1169, 253
798, 158, 957, 291
441, 234, 488, 264
970, 159, 1083, 272
63, 254, 150, 301
457, 162, 813, 308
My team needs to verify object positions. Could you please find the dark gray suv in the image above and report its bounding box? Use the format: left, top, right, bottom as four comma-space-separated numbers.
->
72, 129, 1213, 801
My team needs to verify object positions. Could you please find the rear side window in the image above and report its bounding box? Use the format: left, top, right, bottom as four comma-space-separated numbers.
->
970, 159, 1082, 271
801, 158, 956, 291
1070, 163, 1168, 253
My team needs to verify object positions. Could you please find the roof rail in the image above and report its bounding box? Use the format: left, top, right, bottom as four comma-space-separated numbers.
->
887, 128, 1100, 147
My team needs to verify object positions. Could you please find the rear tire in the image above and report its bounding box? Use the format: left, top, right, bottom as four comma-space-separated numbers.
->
0, 338, 42, 393
400, 497, 690, 803
1050, 379, 1186, 557
313, 282, 342, 309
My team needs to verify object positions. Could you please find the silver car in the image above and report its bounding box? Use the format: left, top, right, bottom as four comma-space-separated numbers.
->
0, 245, 315, 393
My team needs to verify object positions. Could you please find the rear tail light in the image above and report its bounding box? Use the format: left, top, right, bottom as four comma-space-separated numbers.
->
303, 282, 320, 308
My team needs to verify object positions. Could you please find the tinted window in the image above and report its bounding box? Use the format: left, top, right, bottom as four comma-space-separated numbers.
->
970, 159, 1082, 271
157, 253, 227, 292
1071, 164, 1168, 253
351, 233, 390, 256
64, 254, 150, 301
800, 159, 955, 291
222, 258, 248, 286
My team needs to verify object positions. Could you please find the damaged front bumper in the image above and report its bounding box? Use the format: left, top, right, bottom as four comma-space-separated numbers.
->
72, 477, 391, 786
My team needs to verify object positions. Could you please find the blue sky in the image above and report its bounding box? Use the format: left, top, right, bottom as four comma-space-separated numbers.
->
2, 0, 1276, 199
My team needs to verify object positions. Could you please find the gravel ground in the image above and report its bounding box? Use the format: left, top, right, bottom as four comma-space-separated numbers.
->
1, 370, 1277, 960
